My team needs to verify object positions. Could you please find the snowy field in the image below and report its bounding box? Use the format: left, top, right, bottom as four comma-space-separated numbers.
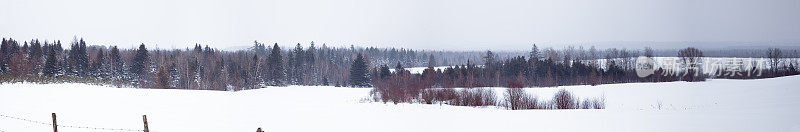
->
2, 76, 800, 132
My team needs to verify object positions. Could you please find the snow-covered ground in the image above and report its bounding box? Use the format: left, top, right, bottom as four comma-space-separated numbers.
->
1, 76, 800, 132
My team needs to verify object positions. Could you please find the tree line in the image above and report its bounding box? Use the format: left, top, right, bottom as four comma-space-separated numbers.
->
369, 45, 800, 104
1, 38, 798, 92
0, 38, 458, 90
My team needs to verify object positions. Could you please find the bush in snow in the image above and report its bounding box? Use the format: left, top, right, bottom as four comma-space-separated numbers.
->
434, 88, 458, 103
452, 88, 497, 107
503, 88, 539, 110
591, 95, 606, 109
371, 86, 603, 110
580, 98, 591, 109
553, 89, 576, 109
420, 89, 437, 104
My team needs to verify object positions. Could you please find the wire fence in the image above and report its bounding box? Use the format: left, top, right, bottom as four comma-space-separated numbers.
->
0, 113, 147, 132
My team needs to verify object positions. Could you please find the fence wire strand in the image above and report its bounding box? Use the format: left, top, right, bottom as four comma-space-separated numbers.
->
0, 113, 145, 132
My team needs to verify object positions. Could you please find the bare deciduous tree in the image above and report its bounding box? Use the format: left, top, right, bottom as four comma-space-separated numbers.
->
767, 48, 783, 75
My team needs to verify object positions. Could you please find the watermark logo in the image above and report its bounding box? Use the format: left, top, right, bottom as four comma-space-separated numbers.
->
635, 57, 767, 78
635, 56, 655, 77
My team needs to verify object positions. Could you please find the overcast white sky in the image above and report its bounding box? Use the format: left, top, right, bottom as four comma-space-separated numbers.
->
1, 0, 799, 50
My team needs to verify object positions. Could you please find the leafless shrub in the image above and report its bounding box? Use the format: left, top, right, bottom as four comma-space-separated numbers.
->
372, 87, 604, 110
577, 95, 606, 109
503, 88, 524, 110
479, 88, 497, 106
435, 88, 457, 102
553, 89, 576, 109
592, 95, 606, 109
534, 100, 553, 109
453, 88, 497, 106
580, 98, 591, 109
503, 88, 539, 110
420, 89, 437, 104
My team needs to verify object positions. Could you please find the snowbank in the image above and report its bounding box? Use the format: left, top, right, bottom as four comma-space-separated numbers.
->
1, 76, 799, 132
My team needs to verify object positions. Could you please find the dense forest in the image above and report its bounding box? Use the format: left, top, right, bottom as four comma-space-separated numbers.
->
1, 38, 798, 93
0, 38, 462, 90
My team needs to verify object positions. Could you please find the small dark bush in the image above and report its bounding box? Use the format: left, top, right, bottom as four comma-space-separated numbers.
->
553, 89, 576, 109
452, 88, 497, 106
435, 88, 457, 102
504, 88, 536, 110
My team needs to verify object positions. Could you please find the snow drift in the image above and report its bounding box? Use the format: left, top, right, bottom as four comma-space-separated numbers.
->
1, 75, 800, 132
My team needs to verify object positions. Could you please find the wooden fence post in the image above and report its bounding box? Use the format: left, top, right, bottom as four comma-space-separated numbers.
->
51, 113, 57, 132
143, 115, 149, 132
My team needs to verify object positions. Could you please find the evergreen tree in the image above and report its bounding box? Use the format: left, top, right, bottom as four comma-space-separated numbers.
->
193, 44, 203, 53
291, 43, 305, 85
109, 46, 124, 79
286, 52, 295, 84
0, 38, 10, 73
266, 43, 285, 86
130, 44, 149, 80
252, 40, 266, 55
349, 53, 370, 87
394, 62, 404, 75
43, 47, 60, 77
68, 38, 90, 76
306, 42, 317, 85
379, 65, 391, 79
53, 40, 63, 52
61, 53, 73, 77
91, 49, 106, 77
22, 42, 28, 55
28, 40, 43, 75
530, 44, 540, 61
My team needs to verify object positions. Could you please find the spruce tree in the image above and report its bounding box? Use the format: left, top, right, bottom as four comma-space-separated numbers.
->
92, 49, 105, 77
266, 43, 285, 86
109, 46, 123, 79
379, 65, 391, 79
130, 44, 149, 80
291, 43, 304, 85
0, 38, 9, 73
306, 42, 317, 85
349, 53, 370, 87
530, 44, 540, 61
69, 38, 89, 76
29, 40, 43, 74
395, 62, 404, 75
43, 47, 59, 76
